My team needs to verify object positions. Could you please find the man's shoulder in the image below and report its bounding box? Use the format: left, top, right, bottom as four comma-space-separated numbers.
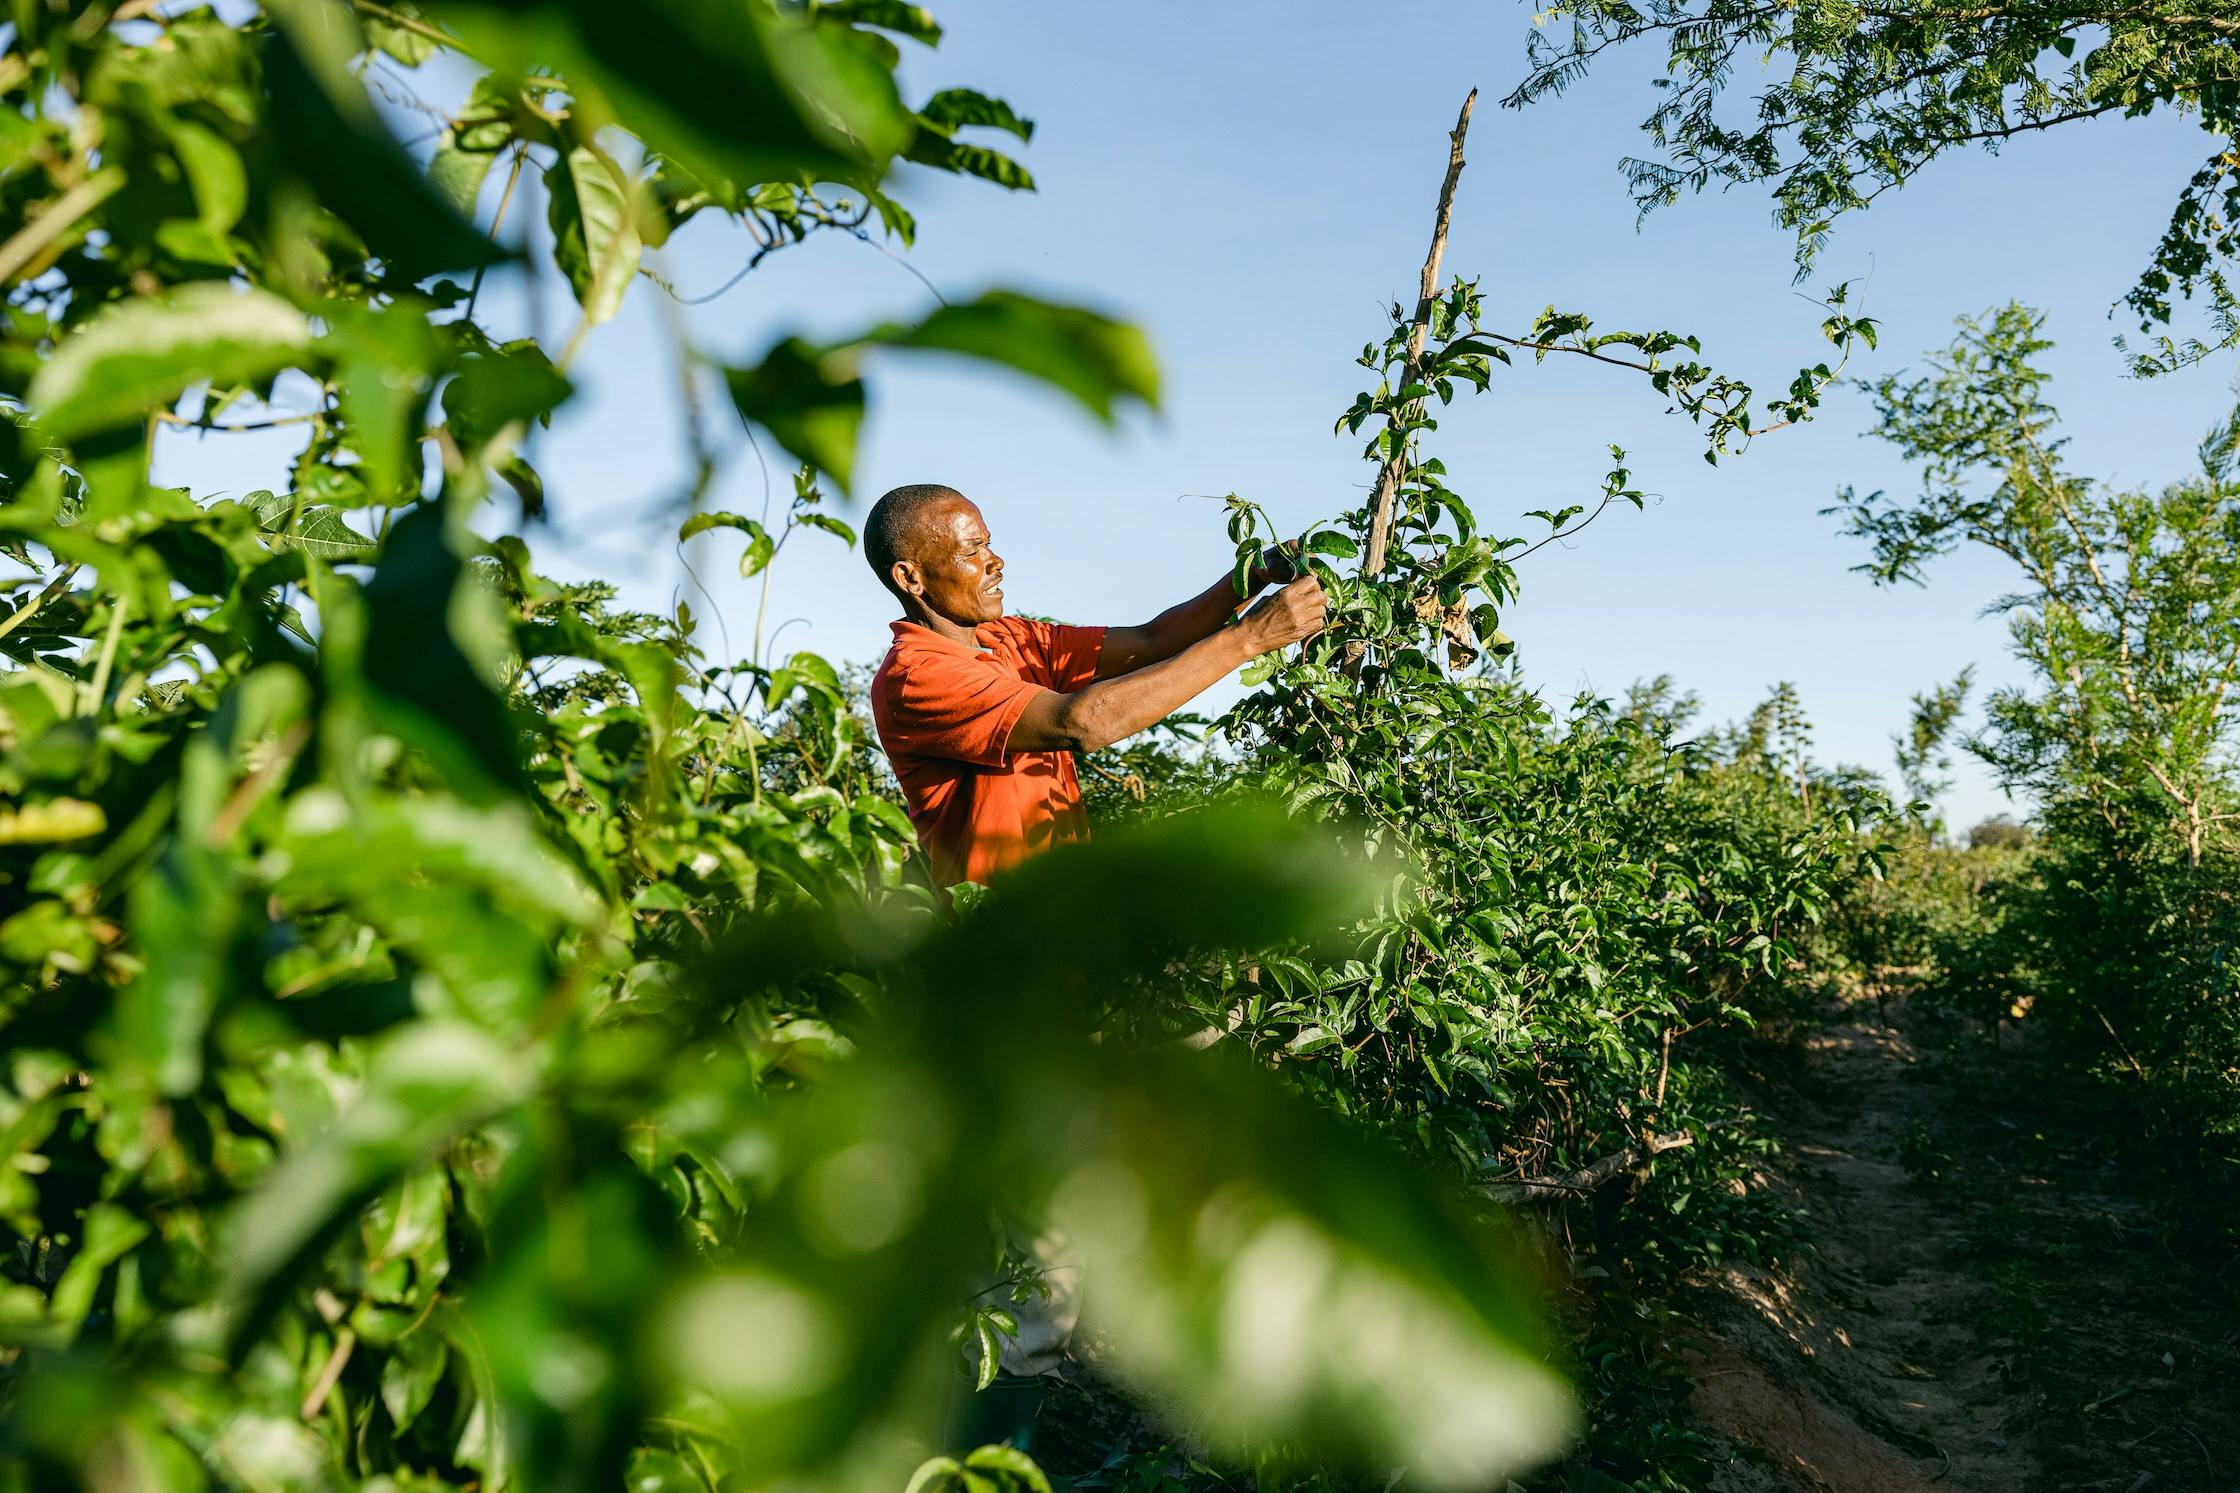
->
981, 614, 1091, 658
977, 615, 1042, 646
871, 626, 999, 707
868, 637, 914, 712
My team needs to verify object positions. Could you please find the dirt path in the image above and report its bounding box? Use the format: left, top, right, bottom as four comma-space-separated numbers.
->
1684, 997, 2240, 1492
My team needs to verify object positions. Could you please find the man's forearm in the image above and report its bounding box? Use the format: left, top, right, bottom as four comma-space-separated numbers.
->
1096, 571, 1259, 678
1021, 624, 1257, 753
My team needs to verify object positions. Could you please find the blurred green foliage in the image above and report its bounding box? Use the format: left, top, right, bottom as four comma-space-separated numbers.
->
0, 3, 1585, 1489
0, 5, 1935, 1493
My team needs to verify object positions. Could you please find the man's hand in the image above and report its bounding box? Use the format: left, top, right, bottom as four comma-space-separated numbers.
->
1249, 532, 1310, 589
1242, 575, 1328, 655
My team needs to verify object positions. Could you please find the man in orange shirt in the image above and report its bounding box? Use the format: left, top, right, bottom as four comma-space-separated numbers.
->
866, 483, 1327, 886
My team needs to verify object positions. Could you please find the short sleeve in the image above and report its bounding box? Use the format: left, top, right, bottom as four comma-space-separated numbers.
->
1008, 619, 1107, 692
883, 646, 1047, 768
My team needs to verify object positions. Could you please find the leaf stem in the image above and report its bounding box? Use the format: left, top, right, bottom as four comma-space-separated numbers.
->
0, 168, 123, 286
348, 0, 470, 58
156, 409, 325, 433
80, 591, 129, 717
0, 566, 81, 645
465, 143, 528, 323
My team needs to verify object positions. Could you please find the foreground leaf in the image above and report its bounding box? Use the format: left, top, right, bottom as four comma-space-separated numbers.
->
724, 340, 865, 493
870, 291, 1158, 421
28, 285, 312, 440
263, 5, 508, 278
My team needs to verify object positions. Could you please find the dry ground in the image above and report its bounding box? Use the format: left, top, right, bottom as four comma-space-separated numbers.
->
1685, 996, 2240, 1493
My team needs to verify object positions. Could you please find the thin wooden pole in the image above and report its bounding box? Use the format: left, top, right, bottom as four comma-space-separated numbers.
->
1362, 89, 1477, 581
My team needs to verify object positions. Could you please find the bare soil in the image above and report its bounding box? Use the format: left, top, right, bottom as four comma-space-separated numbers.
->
1685, 995, 2240, 1492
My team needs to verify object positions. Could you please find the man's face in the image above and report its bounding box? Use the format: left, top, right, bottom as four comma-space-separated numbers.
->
898, 497, 1006, 625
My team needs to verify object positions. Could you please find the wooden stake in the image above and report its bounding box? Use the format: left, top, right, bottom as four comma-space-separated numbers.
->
1362, 89, 1478, 581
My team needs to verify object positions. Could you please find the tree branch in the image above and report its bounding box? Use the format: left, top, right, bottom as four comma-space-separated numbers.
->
1479, 1123, 1723, 1204
1364, 89, 1477, 580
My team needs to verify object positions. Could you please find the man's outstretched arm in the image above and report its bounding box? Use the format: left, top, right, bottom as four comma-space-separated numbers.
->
1011, 577, 1325, 753
1094, 547, 1300, 679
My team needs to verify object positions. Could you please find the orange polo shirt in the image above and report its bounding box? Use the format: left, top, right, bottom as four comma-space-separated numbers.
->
870, 616, 1107, 887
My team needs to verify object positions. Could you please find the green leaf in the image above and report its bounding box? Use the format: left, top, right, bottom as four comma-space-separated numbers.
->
0, 799, 105, 844
820, 0, 942, 44
673, 510, 781, 575
796, 512, 857, 546
338, 503, 527, 802
443, 341, 573, 452
545, 143, 643, 326
267, 507, 378, 563
111, 845, 239, 1095
497, 453, 544, 519
1469, 605, 1514, 658
365, 12, 439, 65
868, 292, 1158, 422
262, 6, 508, 278
901, 136, 1035, 191
295, 463, 368, 509
380, 1326, 449, 1432
625, 1449, 709, 1493
327, 302, 439, 501
723, 340, 866, 494
28, 284, 312, 441
904, 1456, 964, 1493
767, 649, 841, 708
430, 132, 502, 221
429, 74, 519, 218
48, 1206, 150, 1331
1043, 1048, 1577, 1483
963, 1445, 1053, 1493
739, 523, 777, 577
678, 510, 754, 543
433, 0, 913, 187
919, 88, 1033, 141
222, 1020, 526, 1352
973, 1320, 1000, 1389
169, 119, 249, 232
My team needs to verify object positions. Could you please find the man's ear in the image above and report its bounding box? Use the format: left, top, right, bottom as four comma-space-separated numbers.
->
890, 559, 923, 598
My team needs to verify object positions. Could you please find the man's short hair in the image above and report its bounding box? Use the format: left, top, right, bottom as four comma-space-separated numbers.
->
865, 483, 965, 597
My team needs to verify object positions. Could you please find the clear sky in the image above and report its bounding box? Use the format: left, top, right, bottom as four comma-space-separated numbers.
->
157, 2, 2235, 830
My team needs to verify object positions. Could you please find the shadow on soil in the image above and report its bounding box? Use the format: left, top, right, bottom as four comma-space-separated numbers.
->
1687, 992, 2240, 1493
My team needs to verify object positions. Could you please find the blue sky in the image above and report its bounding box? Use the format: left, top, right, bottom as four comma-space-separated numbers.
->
158, 2, 2235, 829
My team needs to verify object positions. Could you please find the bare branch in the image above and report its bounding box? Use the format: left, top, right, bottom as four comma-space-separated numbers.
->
1364, 89, 1478, 580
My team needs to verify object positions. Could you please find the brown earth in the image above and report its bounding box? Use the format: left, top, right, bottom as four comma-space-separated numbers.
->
1684, 996, 2240, 1492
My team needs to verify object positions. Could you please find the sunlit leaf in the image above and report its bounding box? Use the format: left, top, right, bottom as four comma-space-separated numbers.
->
869, 291, 1158, 421
546, 143, 642, 326
266, 507, 378, 562
431, 0, 913, 186
28, 284, 311, 440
